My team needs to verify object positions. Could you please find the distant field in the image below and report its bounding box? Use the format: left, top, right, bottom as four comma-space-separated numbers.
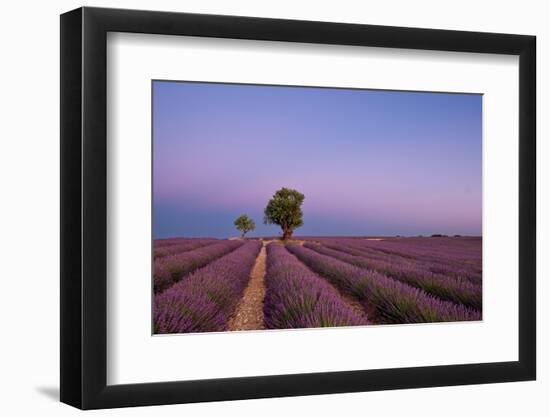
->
153, 236, 482, 334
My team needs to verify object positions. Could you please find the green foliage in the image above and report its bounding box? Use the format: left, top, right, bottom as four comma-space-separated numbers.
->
263, 187, 305, 239
233, 214, 256, 238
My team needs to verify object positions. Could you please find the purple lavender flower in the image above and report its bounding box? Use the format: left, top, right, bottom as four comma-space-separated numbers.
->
154, 240, 244, 293
154, 241, 262, 334
153, 239, 219, 260
304, 243, 482, 310
286, 244, 481, 324
264, 243, 368, 329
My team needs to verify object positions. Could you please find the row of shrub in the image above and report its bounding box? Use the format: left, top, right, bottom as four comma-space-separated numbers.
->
305, 243, 482, 310
264, 243, 368, 329
154, 241, 262, 333
154, 240, 244, 293
287, 244, 481, 324
153, 239, 218, 260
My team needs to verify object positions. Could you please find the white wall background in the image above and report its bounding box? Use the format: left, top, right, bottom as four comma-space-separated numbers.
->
0, 0, 546, 415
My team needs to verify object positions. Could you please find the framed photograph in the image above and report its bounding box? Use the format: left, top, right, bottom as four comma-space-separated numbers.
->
60, 6, 536, 409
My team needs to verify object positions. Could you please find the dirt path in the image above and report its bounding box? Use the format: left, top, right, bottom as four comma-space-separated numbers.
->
228, 240, 374, 329
228, 244, 267, 331
338, 292, 371, 323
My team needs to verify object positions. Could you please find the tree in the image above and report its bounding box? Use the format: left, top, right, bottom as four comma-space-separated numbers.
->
264, 187, 304, 240
233, 214, 256, 238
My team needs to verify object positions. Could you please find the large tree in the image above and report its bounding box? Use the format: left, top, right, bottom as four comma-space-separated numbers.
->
233, 214, 256, 238
264, 187, 304, 240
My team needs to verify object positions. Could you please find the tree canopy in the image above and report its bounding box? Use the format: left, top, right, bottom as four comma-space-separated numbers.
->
264, 187, 304, 240
233, 214, 256, 238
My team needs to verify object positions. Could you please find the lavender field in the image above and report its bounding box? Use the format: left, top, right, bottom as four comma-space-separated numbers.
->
153, 236, 482, 334
152, 81, 482, 335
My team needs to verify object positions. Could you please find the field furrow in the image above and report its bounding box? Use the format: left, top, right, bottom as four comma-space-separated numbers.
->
264, 243, 368, 329
154, 240, 245, 293
319, 239, 482, 283
154, 241, 262, 333
228, 244, 267, 331
353, 239, 482, 276
286, 244, 481, 324
153, 239, 219, 260
153, 237, 216, 248
305, 243, 482, 310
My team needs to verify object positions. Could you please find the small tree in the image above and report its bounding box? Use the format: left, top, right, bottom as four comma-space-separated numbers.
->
264, 187, 304, 240
234, 214, 256, 238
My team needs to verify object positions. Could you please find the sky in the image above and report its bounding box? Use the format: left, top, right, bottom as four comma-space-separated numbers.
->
153, 81, 482, 238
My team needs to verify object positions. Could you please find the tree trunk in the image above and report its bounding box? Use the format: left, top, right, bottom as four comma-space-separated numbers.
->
282, 227, 293, 240
241, 231, 245, 238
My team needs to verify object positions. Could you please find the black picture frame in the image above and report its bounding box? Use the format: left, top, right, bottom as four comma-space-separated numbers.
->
60, 6, 536, 410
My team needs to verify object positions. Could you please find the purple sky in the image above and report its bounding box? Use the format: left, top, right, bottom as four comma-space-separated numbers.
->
153, 81, 482, 238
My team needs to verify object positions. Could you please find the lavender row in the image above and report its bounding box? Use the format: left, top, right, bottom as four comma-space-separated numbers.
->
153, 238, 188, 248
356, 238, 482, 269
323, 240, 482, 286
305, 243, 481, 310
362, 236, 482, 260
264, 244, 368, 329
154, 240, 244, 293
324, 239, 482, 284
286, 244, 481, 324
153, 237, 218, 249
360, 240, 481, 283
315, 236, 482, 266
153, 239, 217, 260
154, 241, 262, 334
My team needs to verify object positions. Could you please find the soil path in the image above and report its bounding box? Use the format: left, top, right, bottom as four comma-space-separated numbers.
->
338, 292, 371, 324
228, 243, 267, 331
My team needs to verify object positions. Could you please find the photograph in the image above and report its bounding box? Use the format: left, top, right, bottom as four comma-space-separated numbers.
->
152, 80, 483, 334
